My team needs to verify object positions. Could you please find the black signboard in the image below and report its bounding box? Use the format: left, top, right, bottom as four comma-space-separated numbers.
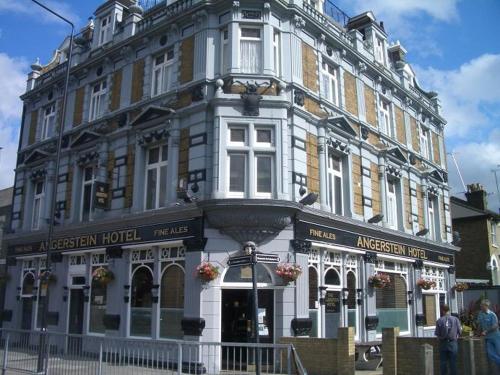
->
227, 255, 253, 267
295, 220, 454, 265
325, 291, 340, 313
9, 217, 203, 256
94, 182, 109, 210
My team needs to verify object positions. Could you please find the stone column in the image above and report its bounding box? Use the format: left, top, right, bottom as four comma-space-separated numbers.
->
317, 127, 329, 211
105, 247, 128, 337
364, 252, 378, 342
378, 157, 388, 228
168, 118, 180, 205
291, 240, 312, 336
413, 260, 425, 337
448, 266, 458, 314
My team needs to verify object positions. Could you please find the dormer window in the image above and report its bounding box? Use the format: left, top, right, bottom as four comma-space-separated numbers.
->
41, 104, 56, 140
375, 37, 386, 65
99, 14, 112, 46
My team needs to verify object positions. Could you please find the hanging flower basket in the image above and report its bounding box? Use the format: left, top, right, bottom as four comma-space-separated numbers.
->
452, 282, 469, 293
196, 262, 220, 283
38, 271, 57, 284
417, 278, 436, 290
92, 267, 115, 285
368, 273, 391, 289
275, 263, 302, 284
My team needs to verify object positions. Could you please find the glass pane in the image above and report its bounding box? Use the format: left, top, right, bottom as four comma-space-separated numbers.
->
241, 28, 260, 38
230, 128, 245, 143
153, 69, 161, 95
131, 267, 153, 337
223, 264, 272, 283
325, 269, 340, 285
89, 279, 107, 334
167, 50, 174, 60
309, 267, 318, 309
229, 154, 245, 192
160, 266, 184, 339
155, 55, 164, 65
161, 145, 169, 161
256, 129, 272, 143
240, 40, 261, 73
256, 156, 272, 193
376, 274, 408, 333
325, 291, 341, 338
22, 273, 35, 295
330, 155, 340, 171
82, 184, 92, 222
159, 166, 167, 208
32, 199, 40, 229
146, 169, 157, 210
309, 310, 318, 338
423, 294, 437, 326
84, 167, 93, 181
148, 147, 159, 164
334, 175, 342, 215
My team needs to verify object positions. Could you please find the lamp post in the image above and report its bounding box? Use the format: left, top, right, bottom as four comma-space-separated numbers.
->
30, 1, 74, 372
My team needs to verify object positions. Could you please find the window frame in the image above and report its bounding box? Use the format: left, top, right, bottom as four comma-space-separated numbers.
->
80, 166, 96, 222
273, 29, 281, 77
379, 98, 393, 136
374, 37, 386, 65
144, 144, 169, 210
492, 221, 498, 247
89, 80, 108, 121
151, 49, 175, 97
386, 179, 398, 230
321, 60, 339, 106
221, 27, 229, 75
98, 14, 112, 46
239, 26, 263, 74
420, 126, 429, 159
327, 152, 343, 215
31, 180, 44, 230
41, 104, 56, 141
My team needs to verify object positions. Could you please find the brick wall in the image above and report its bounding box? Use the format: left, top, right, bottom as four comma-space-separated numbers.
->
364, 84, 377, 127
306, 133, 320, 198
352, 155, 363, 216
28, 109, 38, 145
343, 72, 358, 117
403, 178, 412, 230
432, 131, 441, 165
371, 162, 381, 215
109, 69, 122, 112
131, 59, 145, 104
302, 42, 318, 92
178, 128, 190, 189
73, 86, 85, 127
180, 36, 194, 84
410, 116, 419, 153
395, 106, 406, 144
124, 144, 135, 209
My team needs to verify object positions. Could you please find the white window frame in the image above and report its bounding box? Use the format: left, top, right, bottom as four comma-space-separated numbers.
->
273, 29, 281, 77
98, 14, 112, 46
41, 104, 56, 141
387, 180, 398, 230
492, 221, 498, 247
327, 152, 343, 215
379, 98, 392, 136
144, 144, 168, 210
428, 197, 436, 240
88, 252, 108, 336
420, 127, 429, 159
31, 181, 44, 230
221, 28, 229, 75
89, 80, 107, 121
80, 166, 96, 222
321, 61, 339, 105
374, 37, 386, 65
239, 26, 263, 74
152, 49, 175, 97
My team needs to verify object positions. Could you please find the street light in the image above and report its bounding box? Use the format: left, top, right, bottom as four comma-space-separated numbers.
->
30, 1, 74, 372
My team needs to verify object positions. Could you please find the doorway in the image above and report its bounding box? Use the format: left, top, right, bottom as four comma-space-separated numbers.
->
68, 289, 85, 352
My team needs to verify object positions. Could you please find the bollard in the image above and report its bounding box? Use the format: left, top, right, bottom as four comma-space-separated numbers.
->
421, 344, 433, 375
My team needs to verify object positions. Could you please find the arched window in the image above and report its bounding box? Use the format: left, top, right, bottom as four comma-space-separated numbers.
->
89, 269, 107, 334
376, 274, 408, 333
160, 265, 184, 339
22, 273, 35, 295
130, 266, 153, 337
223, 264, 273, 284
346, 272, 357, 332
325, 268, 341, 286
309, 266, 319, 337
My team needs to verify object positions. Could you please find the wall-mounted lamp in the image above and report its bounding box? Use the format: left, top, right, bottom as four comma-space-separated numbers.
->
356, 288, 363, 305
368, 214, 384, 224
300, 192, 318, 206
407, 290, 414, 305
416, 228, 429, 237
341, 287, 349, 303
319, 286, 328, 305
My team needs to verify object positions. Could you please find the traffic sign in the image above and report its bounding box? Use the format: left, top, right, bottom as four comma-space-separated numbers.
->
227, 255, 252, 267
255, 253, 280, 264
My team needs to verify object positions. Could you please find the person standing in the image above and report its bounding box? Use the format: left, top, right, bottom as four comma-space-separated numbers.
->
477, 299, 500, 370
435, 304, 462, 375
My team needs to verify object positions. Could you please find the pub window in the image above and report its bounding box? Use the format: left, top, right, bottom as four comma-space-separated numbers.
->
327, 153, 343, 215
376, 273, 408, 334
145, 144, 168, 210
32, 180, 45, 230
346, 271, 357, 333
89, 253, 108, 334
160, 264, 184, 339
130, 266, 153, 337
80, 166, 96, 222
308, 266, 319, 337
422, 294, 437, 327
324, 268, 341, 286
22, 272, 36, 296
152, 49, 175, 97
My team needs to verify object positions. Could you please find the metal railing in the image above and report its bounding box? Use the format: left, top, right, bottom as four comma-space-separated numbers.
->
0, 329, 304, 375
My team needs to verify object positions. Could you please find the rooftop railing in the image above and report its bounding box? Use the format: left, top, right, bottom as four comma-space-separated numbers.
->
324, 0, 350, 27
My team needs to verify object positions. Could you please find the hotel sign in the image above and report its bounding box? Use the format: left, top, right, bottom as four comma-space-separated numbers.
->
295, 221, 453, 265
9, 217, 203, 256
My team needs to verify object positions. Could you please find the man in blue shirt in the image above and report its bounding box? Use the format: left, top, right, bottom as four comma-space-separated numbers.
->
477, 299, 500, 369
435, 304, 461, 375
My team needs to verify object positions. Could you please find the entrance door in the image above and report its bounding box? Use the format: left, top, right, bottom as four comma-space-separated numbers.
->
21, 298, 33, 330
68, 289, 85, 353
221, 289, 274, 343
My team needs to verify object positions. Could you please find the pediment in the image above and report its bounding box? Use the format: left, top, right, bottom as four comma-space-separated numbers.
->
385, 146, 408, 164
71, 131, 101, 148
325, 116, 357, 137
429, 169, 445, 183
24, 149, 50, 165
131, 106, 175, 127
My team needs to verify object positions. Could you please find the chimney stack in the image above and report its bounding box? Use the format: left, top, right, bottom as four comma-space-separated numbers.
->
465, 183, 488, 211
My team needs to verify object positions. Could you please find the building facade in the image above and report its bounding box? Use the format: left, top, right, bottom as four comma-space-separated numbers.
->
0, 187, 13, 319
3, 0, 458, 345
452, 184, 500, 285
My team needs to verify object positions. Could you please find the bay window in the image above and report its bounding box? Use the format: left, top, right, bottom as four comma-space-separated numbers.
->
80, 166, 96, 222
327, 153, 343, 215
89, 80, 107, 121
227, 124, 275, 198
387, 180, 398, 230
41, 104, 56, 140
240, 27, 262, 74
32, 180, 44, 230
221, 28, 229, 74
98, 14, 112, 46
145, 144, 168, 210
152, 49, 175, 96
321, 61, 339, 105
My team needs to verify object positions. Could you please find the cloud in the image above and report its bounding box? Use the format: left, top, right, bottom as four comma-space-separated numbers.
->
0, 53, 28, 190
0, 0, 80, 26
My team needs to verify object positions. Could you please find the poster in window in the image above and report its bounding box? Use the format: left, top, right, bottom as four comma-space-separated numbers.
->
258, 308, 269, 336
325, 291, 340, 313
94, 182, 109, 210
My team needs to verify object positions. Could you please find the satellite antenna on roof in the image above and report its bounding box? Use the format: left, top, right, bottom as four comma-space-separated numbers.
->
448, 151, 467, 193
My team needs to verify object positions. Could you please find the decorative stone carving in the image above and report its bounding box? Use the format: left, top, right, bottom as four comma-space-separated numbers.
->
239, 82, 263, 116
191, 85, 204, 102
414, 259, 424, 270
294, 15, 306, 29
448, 266, 455, 274
363, 251, 377, 263
290, 239, 311, 254
361, 126, 369, 140
294, 90, 305, 106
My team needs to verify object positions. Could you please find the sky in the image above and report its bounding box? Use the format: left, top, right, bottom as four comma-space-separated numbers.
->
0, 0, 499, 212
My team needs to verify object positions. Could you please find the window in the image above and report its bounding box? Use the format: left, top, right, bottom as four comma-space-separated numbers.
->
273, 30, 281, 76
145, 144, 168, 210
41, 104, 56, 140
428, 197, 437, 240
240, 27, 262, 74
321, 62, 339, 105
227, 124, 275, 198
160, 265, 184, 339
98, 14, 112, 46
375, 37, 385, 65
423, 294, 437, 327
80, 166, 96, 222
89, 253, 108, 334
492, 222, 498, 246
32, 181, 44, 230
89, 80, 107, 121
308, 266, 319, 337
327, 153, 343, 215
221, 28, 229, 74
152, 50, 175, 96
379, 99, 392, 136
130, 266, 153, 337
420, 127, 429, 159
376, 273, 408, 333
387, 180, 398, 230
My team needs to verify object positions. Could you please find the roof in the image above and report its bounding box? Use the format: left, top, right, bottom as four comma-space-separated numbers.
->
0, 187, 13, 208
451, 196, 500, 221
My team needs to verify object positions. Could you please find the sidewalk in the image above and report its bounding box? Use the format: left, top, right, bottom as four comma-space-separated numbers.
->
356, 370, 383, 375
